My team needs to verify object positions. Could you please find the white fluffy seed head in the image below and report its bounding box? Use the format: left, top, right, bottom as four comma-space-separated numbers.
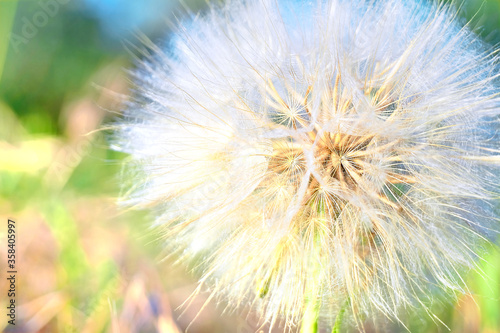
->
116, 0, 500, 330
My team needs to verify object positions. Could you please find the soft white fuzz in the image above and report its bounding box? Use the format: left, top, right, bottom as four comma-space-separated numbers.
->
116, 0, 500, 330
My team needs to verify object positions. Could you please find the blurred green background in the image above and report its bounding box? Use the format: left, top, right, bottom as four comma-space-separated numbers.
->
0, 0, 499, 332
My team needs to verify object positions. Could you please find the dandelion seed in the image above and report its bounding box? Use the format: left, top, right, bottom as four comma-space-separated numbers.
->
115, 0, 500, 330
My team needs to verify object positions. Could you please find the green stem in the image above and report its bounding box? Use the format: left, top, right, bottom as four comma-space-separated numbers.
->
300, 201, 325, 333
331, 301, 347, 333
300, 297, 319, 333
300, 296, 348, 333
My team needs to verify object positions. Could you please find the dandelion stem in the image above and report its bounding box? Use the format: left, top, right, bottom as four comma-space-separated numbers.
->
300, 203, 325, 333
300, 297, 319, 333
332, 300, 348, 333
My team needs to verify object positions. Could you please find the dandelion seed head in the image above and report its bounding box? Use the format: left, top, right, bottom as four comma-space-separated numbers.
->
116, 0, 500, 329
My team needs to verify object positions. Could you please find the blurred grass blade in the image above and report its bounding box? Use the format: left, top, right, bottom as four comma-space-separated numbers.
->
0, 0, 18, 85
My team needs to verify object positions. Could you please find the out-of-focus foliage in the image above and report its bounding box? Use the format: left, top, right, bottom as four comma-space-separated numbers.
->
0, 0, 498, 332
